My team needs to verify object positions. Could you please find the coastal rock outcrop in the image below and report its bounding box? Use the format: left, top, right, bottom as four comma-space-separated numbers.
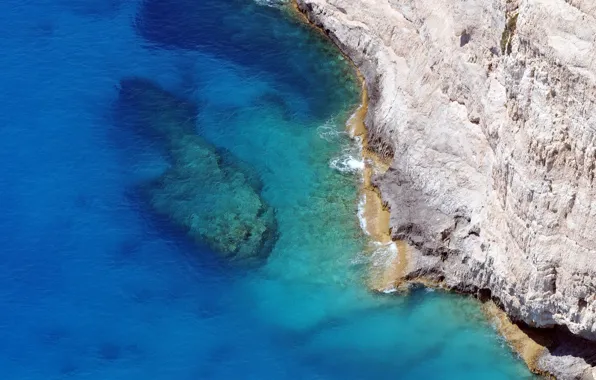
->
296, 0, 596, 377
117, 78, 277, 262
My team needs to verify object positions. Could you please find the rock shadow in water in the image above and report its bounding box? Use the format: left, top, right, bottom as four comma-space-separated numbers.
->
59, 0, 123, 16
134, 0, 354, 120
115, 77, 278, 264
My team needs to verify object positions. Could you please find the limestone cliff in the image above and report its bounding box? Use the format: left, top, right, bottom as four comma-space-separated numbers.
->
296, 0, 596, 377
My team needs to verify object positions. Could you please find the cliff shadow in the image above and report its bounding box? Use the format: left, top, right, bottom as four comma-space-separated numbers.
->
133, 0, 356, 120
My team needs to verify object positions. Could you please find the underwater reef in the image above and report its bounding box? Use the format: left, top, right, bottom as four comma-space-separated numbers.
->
117, 78, 277, 262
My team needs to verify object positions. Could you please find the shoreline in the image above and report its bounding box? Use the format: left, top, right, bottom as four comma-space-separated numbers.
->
347, 80, 409, 292
290, 1, 596, 378
481, 302, 550, 376
289, 0, 409, 292
288, 0, 560, 376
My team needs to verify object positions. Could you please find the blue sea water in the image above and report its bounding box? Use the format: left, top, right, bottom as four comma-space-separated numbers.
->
0, 0, 534, 379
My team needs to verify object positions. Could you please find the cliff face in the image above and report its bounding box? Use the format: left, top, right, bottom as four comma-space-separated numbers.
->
296, 0, 596, 377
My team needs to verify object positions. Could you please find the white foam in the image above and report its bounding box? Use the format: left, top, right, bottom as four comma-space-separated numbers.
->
369, 242, 398, 268
329, 129, 365, 175
369, 241, 401, 293
345, 105, 364, 138
357, 194, 368, 234
329, 154, 365, 174
253, 0, 287, 8
317, 119, 346, 142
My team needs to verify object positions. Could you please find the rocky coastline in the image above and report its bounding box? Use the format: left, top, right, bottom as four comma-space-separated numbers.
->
295, 0, 596, 378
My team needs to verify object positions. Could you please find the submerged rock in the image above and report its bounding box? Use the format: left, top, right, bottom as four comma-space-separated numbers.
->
117, 77, 277, 262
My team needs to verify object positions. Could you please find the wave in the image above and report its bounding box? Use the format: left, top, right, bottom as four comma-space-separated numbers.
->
253, 0, 288, 8
330, 153, 365, 174
357, 193, 368, 233
317, 118, 346, 142
369, 240, 400, 293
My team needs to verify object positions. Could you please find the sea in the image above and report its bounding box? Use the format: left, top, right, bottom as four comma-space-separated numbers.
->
0, 0, 533, 378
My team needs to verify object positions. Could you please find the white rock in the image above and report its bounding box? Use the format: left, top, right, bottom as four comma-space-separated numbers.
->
296, 0, 596, 377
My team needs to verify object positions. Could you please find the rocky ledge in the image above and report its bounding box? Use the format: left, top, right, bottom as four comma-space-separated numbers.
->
296, 0, 596, 377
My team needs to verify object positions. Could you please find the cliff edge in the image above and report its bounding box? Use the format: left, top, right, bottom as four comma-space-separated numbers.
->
296, 0, 596, 377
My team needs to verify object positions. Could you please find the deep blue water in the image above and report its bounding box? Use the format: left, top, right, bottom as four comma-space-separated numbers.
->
0, 0, 533, 378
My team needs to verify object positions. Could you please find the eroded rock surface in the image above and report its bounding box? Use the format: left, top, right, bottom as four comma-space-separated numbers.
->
117, 78, 277, 263
296, 0, 596, 377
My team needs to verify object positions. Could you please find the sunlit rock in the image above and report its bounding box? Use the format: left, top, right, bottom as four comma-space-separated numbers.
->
296, 0, 596, 376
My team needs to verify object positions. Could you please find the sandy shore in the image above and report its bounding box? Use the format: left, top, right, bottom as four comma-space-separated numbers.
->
482, 301, 551, 375
345, 81, 410, 292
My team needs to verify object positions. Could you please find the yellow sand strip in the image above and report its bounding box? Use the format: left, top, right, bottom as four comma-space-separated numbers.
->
482, 301, 550, 374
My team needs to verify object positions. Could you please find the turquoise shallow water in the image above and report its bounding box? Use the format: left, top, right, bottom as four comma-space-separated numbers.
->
0, 0, 533, 378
